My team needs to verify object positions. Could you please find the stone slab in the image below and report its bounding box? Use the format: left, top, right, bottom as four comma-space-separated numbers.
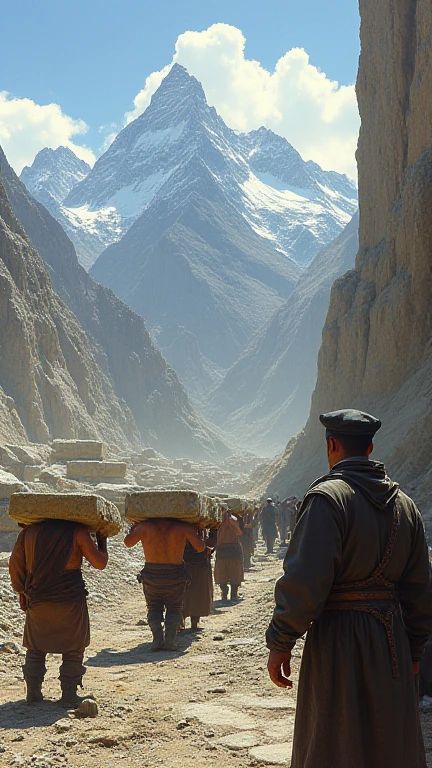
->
249, 743, 292, 765
218, 732, 261, 750
52, 440, 108, 462
66, 461, 127, 479
225, 694, 296, 711
0, 469, 28, 499
8, 492, 121, 537
23, 465, 42, 482
183, 703, 257, 730
125, 490, 222, 526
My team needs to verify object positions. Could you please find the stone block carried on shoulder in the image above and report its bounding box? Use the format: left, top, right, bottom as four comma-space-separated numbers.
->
8, 493, 121, 537
125, 489, 222, 527
52, 440, 108, 462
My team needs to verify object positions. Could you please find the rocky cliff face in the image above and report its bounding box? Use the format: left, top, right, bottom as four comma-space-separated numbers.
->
208, 213, 359, 456
1, 147, 228, 459
0, 179, 138, 448
267, 0, 432, 530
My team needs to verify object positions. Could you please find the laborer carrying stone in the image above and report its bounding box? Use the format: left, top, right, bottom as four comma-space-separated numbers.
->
124, 518, 206, 650
214, 508, 244, 601
9, 520, 108, 707
266, 409, 432, 768
181, 523, 214, 632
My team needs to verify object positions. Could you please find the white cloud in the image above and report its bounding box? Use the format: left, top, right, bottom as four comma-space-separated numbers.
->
0, 92, 95, 173
126, 23, 359, 179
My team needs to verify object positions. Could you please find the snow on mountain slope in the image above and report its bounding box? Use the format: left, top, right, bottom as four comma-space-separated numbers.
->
62, 64, 356, 269
20, 147, 122, 270
21, 146, 90, 204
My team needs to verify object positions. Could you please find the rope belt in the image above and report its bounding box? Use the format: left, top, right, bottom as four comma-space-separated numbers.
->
324, 587, 401, 678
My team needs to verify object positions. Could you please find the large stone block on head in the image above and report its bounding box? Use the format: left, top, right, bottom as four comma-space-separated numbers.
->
8, 493, 122, 537
66, 461, 127, 479
125, 489, 222, 527
52, 440, 108, 462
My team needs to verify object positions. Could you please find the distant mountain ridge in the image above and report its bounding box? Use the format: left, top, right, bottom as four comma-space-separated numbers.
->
207, 212, 359, 455
1, 145, 227, 459
21, 64, 357, 273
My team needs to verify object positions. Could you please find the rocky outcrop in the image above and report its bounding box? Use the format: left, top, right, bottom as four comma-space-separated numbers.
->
1, 147, 228, 459
207, 213, 359, 455
0, 178, 138, 447
267, 0, 432, 531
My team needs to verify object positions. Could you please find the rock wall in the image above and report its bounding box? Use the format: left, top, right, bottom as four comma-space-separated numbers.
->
0, 180, 138, 448
267, 0, 432, 531
1, 147, 228, 460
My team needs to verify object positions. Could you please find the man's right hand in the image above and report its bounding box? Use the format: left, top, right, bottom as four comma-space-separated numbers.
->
267, 650, 293, 688
96, 532, 107, 550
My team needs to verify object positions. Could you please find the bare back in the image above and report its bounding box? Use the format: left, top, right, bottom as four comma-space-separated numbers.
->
124, 519, 205, 564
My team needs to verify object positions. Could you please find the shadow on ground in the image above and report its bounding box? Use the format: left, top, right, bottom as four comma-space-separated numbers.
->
86, 632, 200, 668
0, 699, 66, 729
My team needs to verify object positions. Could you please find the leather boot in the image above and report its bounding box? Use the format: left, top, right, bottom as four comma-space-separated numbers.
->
150, 623, 164, 651
190, 617, 200, 632
25, 678, 44, 704
60, 682, 87, 709
231, 585, 239, 600
221, 584, 229, 601
163, 626, 178, 651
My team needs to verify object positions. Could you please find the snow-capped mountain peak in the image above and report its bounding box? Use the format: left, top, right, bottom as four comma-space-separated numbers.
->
21, 146, 90, 205
22, 64, 357, 271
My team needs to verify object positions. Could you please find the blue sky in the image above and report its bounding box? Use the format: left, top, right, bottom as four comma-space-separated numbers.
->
1, 1, 361, 176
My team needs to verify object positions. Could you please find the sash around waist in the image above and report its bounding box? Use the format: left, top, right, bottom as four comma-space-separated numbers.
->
325, 587, 400, 606
143, 562, 187, 575
216, 542, 242, 559
25, 568, 87, 607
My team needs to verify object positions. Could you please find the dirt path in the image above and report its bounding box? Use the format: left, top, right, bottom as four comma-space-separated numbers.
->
1, 540, 431, 767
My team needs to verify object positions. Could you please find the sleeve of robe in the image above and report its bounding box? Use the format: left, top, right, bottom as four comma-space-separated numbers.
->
398, 502, 432, 662
8, 529, 27, 594
266, 494, 344, 652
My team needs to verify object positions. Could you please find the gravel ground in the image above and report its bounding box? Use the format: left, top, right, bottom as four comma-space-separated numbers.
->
0, 538, 431, 767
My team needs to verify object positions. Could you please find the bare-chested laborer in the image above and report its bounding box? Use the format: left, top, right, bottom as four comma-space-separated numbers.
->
124, 519, 206, 651
9, 520, 108, 707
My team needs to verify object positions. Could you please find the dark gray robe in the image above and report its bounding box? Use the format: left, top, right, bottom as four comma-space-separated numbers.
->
266, 458, 432, 768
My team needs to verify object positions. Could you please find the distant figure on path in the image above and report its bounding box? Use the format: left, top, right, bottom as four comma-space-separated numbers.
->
9, 520, 108, 708
277, 496, 298, 545
266, 409, 432, 768
241, 508, 259, 570
261, 498, 278, 553
182, 525, 214, 632
214, 509, 244, 601
124, 519, 205, 650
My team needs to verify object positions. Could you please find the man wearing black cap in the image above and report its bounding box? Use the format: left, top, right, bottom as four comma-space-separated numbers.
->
266, 409, 432, 768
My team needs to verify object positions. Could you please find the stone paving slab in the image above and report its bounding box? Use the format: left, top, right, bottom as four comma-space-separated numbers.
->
184, 703, 257, 730
249, 742, 292, 765
218, 731, 261, 750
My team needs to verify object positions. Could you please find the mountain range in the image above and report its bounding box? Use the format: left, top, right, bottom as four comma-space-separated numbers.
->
1, 145, 226, 459
207, 211, 359, 455
21, 64, 357, 400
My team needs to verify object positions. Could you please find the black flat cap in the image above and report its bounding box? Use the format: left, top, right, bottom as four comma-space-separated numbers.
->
320, 409, 381, 436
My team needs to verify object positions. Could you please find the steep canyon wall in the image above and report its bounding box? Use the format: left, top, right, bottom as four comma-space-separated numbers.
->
268, 0, 432, 529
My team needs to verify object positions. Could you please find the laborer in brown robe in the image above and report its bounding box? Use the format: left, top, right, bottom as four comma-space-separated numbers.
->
266, 409, 432, 768
124, 518, 206, 651
241, 509, 258, 570
214, 510, 244, 601
9, 520, 108, 707
182, 526, 214, 631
